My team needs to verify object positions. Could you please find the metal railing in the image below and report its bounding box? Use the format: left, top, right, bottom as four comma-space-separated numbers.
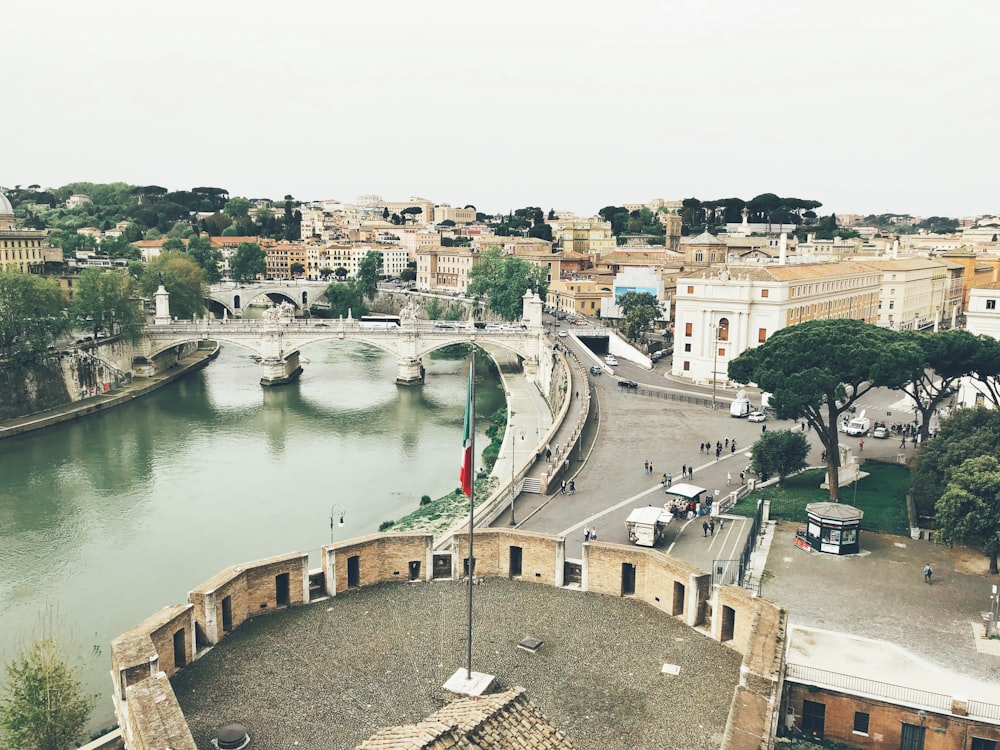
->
785, 663, 954, 713
712, 497, 764, 593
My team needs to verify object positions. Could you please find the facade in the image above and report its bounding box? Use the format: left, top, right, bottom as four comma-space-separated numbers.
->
0, 192, 52, 273
957, 284, 1000, 408
264, 242, 308, 279
938, 250, 1000, 310
681, 230, 729, 267
547, 278, 611, 318
415, 245, 479, 293
552, 218, 618, 258
434, 204, 477, 224
599, 266, 670, 321
671, 262, 882, 383
321, 244, 409, 279
854, 257, 964, 331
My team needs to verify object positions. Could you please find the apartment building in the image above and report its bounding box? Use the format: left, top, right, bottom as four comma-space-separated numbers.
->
265, 242, 308, 279
547, 278, 610, 318
671, 262, 882, 383
322, 244, 408, 279
415, 246, 478, 293
434, 204, 476, 224
0, 192, 54, 273
552, 217, 618, 258
854, 257, 964, 331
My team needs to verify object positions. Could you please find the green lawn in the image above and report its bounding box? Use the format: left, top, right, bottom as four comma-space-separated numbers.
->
729, 461, 910, 536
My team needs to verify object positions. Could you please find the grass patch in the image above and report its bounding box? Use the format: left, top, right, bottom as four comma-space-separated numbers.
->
391, 476, 499, 536
729, 461, 910, 536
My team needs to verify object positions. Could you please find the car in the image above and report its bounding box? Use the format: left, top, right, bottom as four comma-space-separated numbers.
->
313, 322, 330, 327
873, 424, 889, 439
618, 379, 639, 390
558, 330, 568, 337
748, 411, 766, 423
604, 355, 618, 366
589, 366, 603, 376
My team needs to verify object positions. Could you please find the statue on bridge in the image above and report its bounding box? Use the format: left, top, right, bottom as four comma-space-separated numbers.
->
400, 299, 420, 325
262, 301, 295, 324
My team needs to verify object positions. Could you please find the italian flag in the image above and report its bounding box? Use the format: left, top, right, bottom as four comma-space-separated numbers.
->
460, 363, 474, 497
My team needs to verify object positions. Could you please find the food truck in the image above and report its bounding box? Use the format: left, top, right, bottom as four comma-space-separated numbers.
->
625, 506, 673, 547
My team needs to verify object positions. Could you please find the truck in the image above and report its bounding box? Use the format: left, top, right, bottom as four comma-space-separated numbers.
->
625, 506, 673, 547
730, 389, 752, 418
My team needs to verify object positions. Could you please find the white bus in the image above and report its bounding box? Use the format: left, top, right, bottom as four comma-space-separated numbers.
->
358, 315, 402, 329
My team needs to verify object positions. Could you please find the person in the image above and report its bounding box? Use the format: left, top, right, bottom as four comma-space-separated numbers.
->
584, 525, 591, 541
666, 472, 672, 487
568, 479, 575, 495
700, 442, 704, 453
725, 437, 729, 448
900, 436, 907, 448
924, 563, 933, 584
682, 464, 687, 478
545, 448, 552, 462
731, 443, 736, 454
661, 473, 668, 485
560, 479, 566, 494
739, 471, 745, 485
644, 460, 649, 474
590, 527, 598, 540
859, 438, 864, 452
649, 461, 654, 474
702, 521, 709, 537
688, 466, 694, 479
761, 424, 767, 433
727, 471, 732, 486
718, 516, 725, 530
709, 520, 715, 536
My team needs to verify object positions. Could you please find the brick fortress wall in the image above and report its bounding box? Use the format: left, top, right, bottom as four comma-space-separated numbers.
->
109, 530, 784, 750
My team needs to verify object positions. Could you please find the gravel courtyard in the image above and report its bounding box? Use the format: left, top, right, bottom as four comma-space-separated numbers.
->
172, 578, 742, 750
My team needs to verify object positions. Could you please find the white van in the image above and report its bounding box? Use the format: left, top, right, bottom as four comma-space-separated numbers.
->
844, 409, 870, 436
730, 389, 752, 418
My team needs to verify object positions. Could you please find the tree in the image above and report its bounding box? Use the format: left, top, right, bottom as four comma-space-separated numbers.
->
0, 637, 94, 750
140, 251, 206, 319
617, 291, 659, 341
222, 196, 251, 220
911, 407, 1000, 518
965, 336, 1000, 409
229, 242, 266, 284
162, 237, 186, 253
898, 329, 982, 441
528, 223, 553, 242
333, 266, 348, 280
728, 320, 922, 500
466, 246, 548, 321
0, 270, 69, 364
322, 282, 367, 318
355, 250, 383, 300
424, 297, 443, 320
400, 267, 417, 281
935, 455, 1000, 574
750, 430, 810, 483
71, 269, 144, 341
184, 236, 223, 284
290, 262, 305, 278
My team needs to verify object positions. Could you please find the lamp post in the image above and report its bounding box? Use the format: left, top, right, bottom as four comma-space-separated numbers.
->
509, 429, 525, 525
709, 322, 718, 410
329, 503, 346, 544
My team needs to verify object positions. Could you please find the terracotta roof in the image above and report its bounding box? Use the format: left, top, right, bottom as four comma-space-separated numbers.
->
356, 688, 576, 749
852, 258, 948, 271
681, 230, 725, 246
680, 261, 881, 283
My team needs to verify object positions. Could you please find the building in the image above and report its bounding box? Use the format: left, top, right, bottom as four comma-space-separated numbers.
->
547, 278, 611, 318
264, 242, 308, 279
957, 283, 1000, 408
599, 266, 670, 322
853, 257, 964, 331
671, 262, 882, 383
681, 230, 729, 267
322, 244, 409, 280
434, 204, 477, 224
0, 192, 53, 273
415, 245, 479, 293
552, 218, 617, 258
65, 193, 93, 209
938, 250, 1000, 310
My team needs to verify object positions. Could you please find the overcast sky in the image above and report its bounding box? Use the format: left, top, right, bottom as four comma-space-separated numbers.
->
3, 0, 997, 218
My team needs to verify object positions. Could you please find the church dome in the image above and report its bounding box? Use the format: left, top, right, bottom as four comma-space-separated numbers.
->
0, 192, 13, 215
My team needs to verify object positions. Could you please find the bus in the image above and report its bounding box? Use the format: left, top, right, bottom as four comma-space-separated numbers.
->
358, 315, 402, 329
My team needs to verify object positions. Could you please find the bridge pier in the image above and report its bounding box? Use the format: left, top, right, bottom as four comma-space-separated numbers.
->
395, 356, 425, 386
260, 351, 302, 386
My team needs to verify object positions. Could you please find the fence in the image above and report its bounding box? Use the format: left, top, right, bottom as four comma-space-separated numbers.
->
712, 497, 764, 594
785, 663, 954, 713
623, 384, 718, 409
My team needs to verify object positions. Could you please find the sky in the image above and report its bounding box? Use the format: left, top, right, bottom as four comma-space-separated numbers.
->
3, 0, 998, 219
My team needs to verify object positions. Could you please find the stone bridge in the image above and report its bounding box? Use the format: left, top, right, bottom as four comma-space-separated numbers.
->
204, 281, 329, 318
138, 289, 552, 387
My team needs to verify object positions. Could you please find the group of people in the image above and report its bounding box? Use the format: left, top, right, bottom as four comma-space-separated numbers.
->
583, 525, 598, 541
699, 438, 737, 459
560, 479, 576, 495
702, 518, 724, 536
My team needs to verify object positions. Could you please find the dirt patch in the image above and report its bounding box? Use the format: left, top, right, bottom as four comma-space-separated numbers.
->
952, 546, 993, 576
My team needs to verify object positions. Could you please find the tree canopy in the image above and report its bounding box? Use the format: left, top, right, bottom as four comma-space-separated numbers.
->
0, 636, 94, 750
617, 291, 659, 341
466, 246, 548, 321
70, 269, 145, 342
140, 251, 206, 319
229, 242, 266, 284
750, 430, 810, 483
321, 281, 368, 319
0, 270, 69, 364
935, 455, 1000, 574
355, 250, 383, 300
728, 319, 922, 499
183, 236, 223, 284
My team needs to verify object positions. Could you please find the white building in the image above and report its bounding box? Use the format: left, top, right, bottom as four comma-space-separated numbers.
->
671, 262, 881, 384
321, 244, 409, 279
599, 266, 669, 321
853, 257, 963, 331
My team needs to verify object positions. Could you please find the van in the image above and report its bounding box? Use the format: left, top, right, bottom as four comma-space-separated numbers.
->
844, 409, 870, 436
730, 389, 752, 418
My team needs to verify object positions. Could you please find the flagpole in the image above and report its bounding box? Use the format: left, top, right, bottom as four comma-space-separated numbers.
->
466, 348, 476, 680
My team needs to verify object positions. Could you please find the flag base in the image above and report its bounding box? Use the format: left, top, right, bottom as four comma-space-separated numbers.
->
443, 668, 495, 697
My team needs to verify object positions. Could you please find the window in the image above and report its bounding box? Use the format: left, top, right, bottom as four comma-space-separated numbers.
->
988, 299, 997, 310
900, 722, 925, 750
684, 343, 691, 352
761, 288, 769, 298
801, 700, 825, 737
687, 285, 694, 294
889, 301, 894, 310
852, 711, 869, 735
682, 361, 690, 371
717, 318, 729, 341
758, 328, 767, 343
718, 347, 725, 358
694, 252, 703, 262
685, 322, 693, 336
971, 738, 997, 750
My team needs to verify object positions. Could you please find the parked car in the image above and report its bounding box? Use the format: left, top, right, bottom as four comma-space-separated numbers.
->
618, 379, 638, 390
873, 424, 889, 439
748, 411, 766, 423
589, 366, 603, 376
604, 355, 618, 366
558, 330, 568, 337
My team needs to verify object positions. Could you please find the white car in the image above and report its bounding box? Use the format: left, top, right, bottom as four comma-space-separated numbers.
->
558, 330, 568, 338
748, 411, 766, 423
604, 355, 618, 366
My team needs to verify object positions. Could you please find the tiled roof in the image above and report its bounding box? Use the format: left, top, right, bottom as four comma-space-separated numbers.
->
356, 688, 576, 750
681, 230, 725, 246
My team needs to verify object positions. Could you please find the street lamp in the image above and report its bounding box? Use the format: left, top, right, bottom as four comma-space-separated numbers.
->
329, 503, 346, 544
509, 429, 525, 525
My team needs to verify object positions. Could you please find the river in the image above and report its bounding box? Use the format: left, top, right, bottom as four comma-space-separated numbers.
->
0, 341, 504, 733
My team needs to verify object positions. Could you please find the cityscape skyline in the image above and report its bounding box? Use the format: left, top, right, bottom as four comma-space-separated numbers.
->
3, 0, 998, 219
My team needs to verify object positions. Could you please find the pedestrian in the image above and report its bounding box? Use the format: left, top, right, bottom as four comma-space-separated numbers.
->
649, 461, 654, 474
545, 448, 552, 462
725, 437, 729, 448
761, 424, 767, 433
560, 479, 566, 494
924, 563, 933, 584
584, 526, 591, 541
702, 521, 709, 537
667, 472, 672, 486
700, 442, 704, 453
727, 471, 732, 486
688, 467, 694, 479
644, 460, 649, 474
709, 520, 715, 536
900, 436, 907, 448
739, 471, 745, 485
661, 473, 668, 485
718, 517, 725, 530
801, 422, 806, 431
732, 438, 737, 450
821, 450, 827, 462
731, 443, 736, 454
568, 480, 575, 494
555, 443, 561, 455
575, 390, 579, 399
716, 447, 721, 460
682, 464, 687, 478
859, 438, 864, 452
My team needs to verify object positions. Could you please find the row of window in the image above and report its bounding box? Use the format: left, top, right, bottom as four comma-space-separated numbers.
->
681, 321, 767, 344
0, 239, 43, 248
790, 276, 879, 297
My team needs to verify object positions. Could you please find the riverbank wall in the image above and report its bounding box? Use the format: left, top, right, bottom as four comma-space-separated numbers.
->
0, 342, 219, 441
